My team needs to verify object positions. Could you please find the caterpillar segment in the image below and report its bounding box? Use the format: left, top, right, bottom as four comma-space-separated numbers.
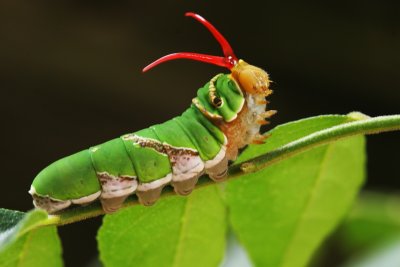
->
29, 12, 276, 214
30, 107, 228, 213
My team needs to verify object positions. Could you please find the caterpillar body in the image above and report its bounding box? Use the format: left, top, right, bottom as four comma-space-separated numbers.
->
29, 12, 276, 214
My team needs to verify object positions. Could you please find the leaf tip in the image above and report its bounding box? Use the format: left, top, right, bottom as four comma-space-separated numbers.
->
347, 111, 371, 121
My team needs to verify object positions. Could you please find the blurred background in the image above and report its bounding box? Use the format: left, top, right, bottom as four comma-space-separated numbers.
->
0, 1, 399, 266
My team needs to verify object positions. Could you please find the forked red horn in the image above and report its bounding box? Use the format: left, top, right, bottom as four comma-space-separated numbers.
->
143, 12, 238, 72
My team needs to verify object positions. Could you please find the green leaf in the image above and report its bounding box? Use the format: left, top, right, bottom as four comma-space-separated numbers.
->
98, 186, 227, 267
338, 192, 400, 255
226, 115, 366, 267
0, 209, 25, 233
0, 209, 63, 267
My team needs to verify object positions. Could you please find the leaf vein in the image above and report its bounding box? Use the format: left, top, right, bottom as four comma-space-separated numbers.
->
280, 144, 333, 267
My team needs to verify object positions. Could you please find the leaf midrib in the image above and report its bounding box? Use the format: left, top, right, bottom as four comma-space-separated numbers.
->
171, 197, 191, 267
279, 144, 332, 267
17, 231, 34, 267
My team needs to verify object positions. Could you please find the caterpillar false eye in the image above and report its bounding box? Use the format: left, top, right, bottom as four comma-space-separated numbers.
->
212, 96, 223, 108
29, 12, 276, 214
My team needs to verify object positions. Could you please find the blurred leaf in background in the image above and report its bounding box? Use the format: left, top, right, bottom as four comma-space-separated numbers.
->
0, 209, 62, 267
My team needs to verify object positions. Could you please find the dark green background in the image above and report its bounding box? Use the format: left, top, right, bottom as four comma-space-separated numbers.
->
0, 1, 399, 266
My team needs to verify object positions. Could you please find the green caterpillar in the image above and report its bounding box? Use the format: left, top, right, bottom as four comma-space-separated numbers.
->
29, 12, 276, 214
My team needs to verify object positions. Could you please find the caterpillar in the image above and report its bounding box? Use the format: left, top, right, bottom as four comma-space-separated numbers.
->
29, 12, 276, 214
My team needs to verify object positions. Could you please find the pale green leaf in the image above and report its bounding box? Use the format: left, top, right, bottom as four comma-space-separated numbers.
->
338, 192, 400, 257
98, 186, 226, 267
226, 116, 366, 267
0, 209, 63, 267
343, 240, 400, 267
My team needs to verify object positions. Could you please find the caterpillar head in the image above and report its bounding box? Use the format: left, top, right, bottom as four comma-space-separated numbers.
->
231, 60, 271, 97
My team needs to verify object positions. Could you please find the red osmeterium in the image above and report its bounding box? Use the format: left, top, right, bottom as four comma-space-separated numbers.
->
142, 12, 238, 73
185, 12, 237, 61
142, 53, 235, 72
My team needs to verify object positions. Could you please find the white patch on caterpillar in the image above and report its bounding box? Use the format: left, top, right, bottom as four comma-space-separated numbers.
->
71, 191, 101, 204
204, 146, 227, 169
244, 94, 267, 142
98, 172, 138, 199
221, 133, 228, 145
137, 173, 172, 192
90, 146, 100, 153
164, 144, 205, 182
29, 185, 72, 214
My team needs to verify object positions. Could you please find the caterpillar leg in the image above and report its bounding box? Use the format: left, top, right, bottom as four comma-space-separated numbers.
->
136, 174, 172, 206
98, 173, 138, 213
168, 148, 205, 196
262, 110, 277, 118
252, 133, 267, 144
172, 172, 203, 196
101, 197, 128, 213
256, 110, 277, 126
205, 147, 229, 182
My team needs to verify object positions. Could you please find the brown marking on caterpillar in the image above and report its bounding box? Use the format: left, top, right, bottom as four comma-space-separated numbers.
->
131, 135, 167, 154
218, 105, 251, 160
163, 145, 199, 166
31, 193, 71, 214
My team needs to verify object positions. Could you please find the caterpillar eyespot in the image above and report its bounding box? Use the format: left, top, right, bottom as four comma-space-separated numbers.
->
212, 96, 223, 108
29, 12, 276, 214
